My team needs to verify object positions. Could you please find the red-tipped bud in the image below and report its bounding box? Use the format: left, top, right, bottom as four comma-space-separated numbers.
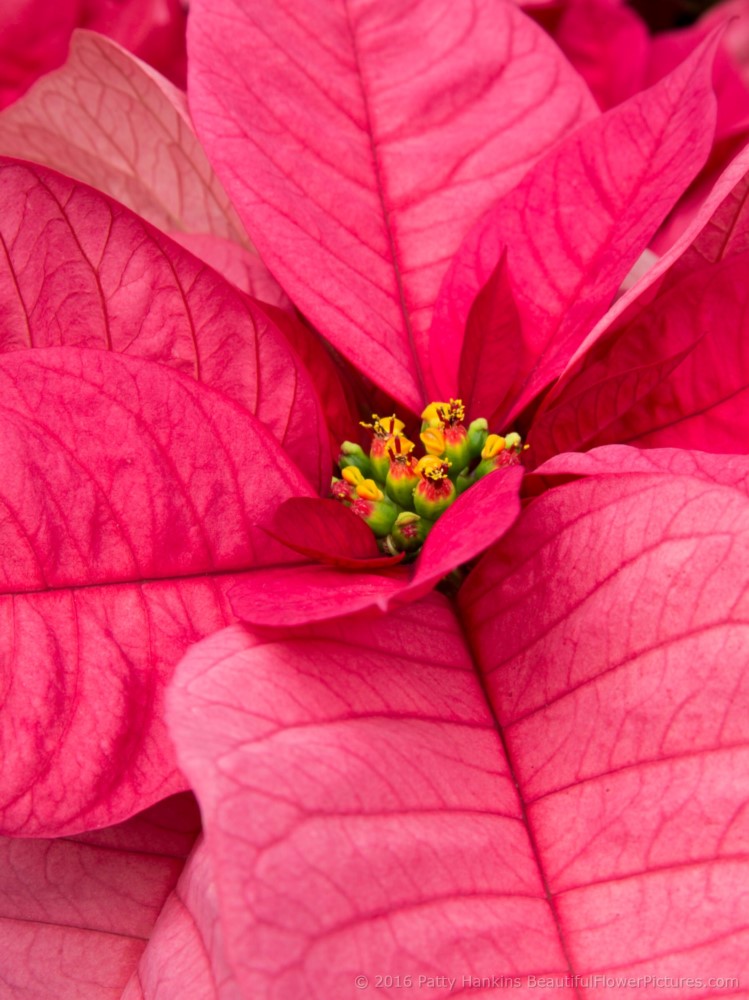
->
389, 511, 431, 553
385, 453, 420, 509
413, 456, 456, 520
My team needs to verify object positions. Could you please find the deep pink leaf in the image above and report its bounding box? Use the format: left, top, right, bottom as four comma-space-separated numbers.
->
527, 444, 749, 497
0, 794, 198, 999
263, 498, 407, 570
528, 248, 749, 462
430, 37, 718, 419
0, 0, 186, 110
82, 0, 187, 88
0, 349, 311, 834
230, 465, 524, 626
0, 157, 329, 489
553, 0, 649, 109
457, 251, 522, 425
188, 0, 597, 410
0, 0, 80, 109
229, 563, 410, 628
408, 465, 524, 593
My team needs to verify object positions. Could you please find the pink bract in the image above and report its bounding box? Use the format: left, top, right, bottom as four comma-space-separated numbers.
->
2, 0, 749, 996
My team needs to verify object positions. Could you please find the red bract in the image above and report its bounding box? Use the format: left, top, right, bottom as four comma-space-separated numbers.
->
3, 0, 749, 996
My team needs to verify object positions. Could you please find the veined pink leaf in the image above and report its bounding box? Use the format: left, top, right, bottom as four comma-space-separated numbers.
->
122, 839, 229, 1000
167, 231, 291, 307
229, 465, 524, 626
430, 36, 718, 418
0, 32, 244, 244
458, 472, 749, 988
0, 794, 199, 1000
527, 444, 749, 497
171, 464, 749, 996
528, 248, 749, 461
187, 0, 597, 411
0, 158, 329, 489
0, 349, 311, 835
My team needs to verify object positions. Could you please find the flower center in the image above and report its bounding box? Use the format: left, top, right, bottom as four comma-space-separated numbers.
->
333, 399, 525, 557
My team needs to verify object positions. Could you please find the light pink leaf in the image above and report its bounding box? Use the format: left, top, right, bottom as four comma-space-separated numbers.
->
168, 607, 576, 996
171, 467, 749, 995
188, 0, 597, 411
0, 32, 243, 244
430, 37, 718, 418
229, 465, 524, 626
0, 794, 199, 1000
0, 349, 311, 835
122, 839, 230, 1000
0, 158, 329, 489
167, 231, 291, 308
458, 471, 749, 987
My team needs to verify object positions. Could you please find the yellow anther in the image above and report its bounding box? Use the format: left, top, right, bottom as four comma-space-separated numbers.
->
481, 434, 506, 460
416, 454, 451, 481
420, 426, 446, 456
342, 466, 365, 486
421, 401, 449, 428
361, 413, 405, 438
447, 398, 466, 424
356, 479, 384, 501
504, 432, 522, 450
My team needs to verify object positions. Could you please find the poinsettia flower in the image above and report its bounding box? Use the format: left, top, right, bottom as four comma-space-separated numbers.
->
4, 0, 749, 995
68, 0, 743, 995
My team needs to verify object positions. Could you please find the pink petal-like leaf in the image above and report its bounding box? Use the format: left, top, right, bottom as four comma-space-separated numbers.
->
263, 497, 406, 570
0, 157, 329, 489
457, 250, 522, 425
188, 0, 597, 410
0, 349, 311, 835
0, 794, 199, 999
553, 0, 649, 110
0, 32, 254, 258
122, 839, 231, 1000
171, 464, 749, 997
528, 444, 749, 496
168, 231, 291, 307
528, 249, 749, 461
430, 36, 718, 418
230, 465, 524, 626
169, 458, 749, 1000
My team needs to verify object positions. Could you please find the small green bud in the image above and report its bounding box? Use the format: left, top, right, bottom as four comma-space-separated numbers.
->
338, 441, 372, 477
467, 418, 488, 461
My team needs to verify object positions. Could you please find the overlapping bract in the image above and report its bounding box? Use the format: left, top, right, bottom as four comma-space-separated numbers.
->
2, 0, 749, 997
